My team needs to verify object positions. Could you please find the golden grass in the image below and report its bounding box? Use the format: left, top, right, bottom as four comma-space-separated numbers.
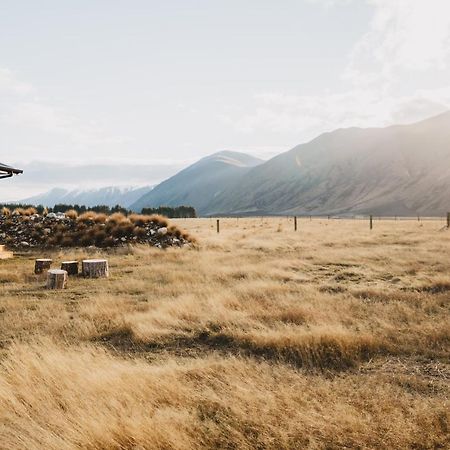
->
0, 217, 449, 449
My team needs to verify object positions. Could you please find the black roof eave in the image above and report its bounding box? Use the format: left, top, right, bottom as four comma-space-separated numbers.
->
0, 163, 23, 175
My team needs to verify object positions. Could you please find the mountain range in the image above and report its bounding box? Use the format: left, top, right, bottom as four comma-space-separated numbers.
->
131, 111, 450, 216
19, 186, 152, 208
16, 111, 450, 216
212, 113, 450, 216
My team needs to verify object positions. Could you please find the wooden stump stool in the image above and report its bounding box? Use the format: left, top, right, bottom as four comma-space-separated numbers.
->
46, 269, 68, 289
0, 245, 13, 260
35, 258, 52, 274
82, 259, 109, 278
61, 261, 79, 276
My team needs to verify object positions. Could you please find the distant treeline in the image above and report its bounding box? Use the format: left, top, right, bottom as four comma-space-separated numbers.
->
141, 206, 196, 218
0, 203, 197, 218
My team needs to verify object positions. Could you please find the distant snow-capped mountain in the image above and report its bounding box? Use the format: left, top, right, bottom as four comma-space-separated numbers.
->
19, 185, 153, 208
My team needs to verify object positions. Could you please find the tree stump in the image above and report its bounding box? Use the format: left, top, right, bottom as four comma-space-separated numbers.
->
82, 259, 109, 278
0, 245, 13, 259
35, 258, 52, 274
61, 261, 79, 276
46, 269, 68, 289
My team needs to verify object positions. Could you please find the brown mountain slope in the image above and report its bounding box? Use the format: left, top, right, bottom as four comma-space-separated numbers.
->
210, 111, 450, 216
130, 151, 263, 214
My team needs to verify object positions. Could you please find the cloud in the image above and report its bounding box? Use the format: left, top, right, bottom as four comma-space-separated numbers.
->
5, 102, 70, 134
230, 88, 449, 143
0, 68, 133, 161
345, 0, 450, 87
0, 68, 33, 95
227, 0, 450, 141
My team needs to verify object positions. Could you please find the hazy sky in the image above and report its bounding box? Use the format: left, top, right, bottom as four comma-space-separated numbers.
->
1, 0, 450, 198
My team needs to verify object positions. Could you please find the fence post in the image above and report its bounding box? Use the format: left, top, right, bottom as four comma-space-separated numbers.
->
370, 215, 373, 230
216, 219, 220, 233
294, 216, 297, 231
447, 212, 450, 228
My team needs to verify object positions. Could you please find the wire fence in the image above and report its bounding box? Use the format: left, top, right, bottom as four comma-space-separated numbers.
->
185, 213, 450, 233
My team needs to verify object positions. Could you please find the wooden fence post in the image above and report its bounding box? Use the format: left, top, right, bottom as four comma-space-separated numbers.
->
217, 219, 220, 233
294, 216, 297, 231
370, 215, 373, 230
447, 212, 450, 228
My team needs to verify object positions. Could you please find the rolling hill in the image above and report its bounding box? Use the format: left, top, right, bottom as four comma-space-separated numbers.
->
130, 151, 263, 214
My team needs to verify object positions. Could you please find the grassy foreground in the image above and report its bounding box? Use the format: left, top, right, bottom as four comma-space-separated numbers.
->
0, 217, 449, 449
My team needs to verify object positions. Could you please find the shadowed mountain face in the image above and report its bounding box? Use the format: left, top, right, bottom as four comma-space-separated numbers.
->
132, 112, 450, 216
130, 151, 263, 214
210, 111, 450, 216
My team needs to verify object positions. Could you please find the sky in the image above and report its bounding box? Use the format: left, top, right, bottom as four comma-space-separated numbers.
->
1, 0, 450, 199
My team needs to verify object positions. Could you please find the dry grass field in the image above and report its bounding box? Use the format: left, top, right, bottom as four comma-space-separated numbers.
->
0, 217, 449, 449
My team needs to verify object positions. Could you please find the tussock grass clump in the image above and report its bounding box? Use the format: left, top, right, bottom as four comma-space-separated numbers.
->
12, 207, 26, 216
26, 207, 38, 216
110, 223, 133, 238
64, 209, 78, 220
77, 211, 99, 223
93, 213, 108, 224
133, 226, 147, 239
11, 207, 37, 216
168, 224, 182, 237
77, 211, 108, 224
149, 214, 169, 227
128, 213, 151, 226
107, 212, 130, 226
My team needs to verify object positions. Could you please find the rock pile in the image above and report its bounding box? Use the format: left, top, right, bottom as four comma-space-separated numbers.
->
0, 212, 193, 250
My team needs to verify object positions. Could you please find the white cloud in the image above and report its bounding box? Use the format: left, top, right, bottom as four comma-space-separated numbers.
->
0, 68, 33, 95
345, 0, 450, 87
5, 102, 70, 134
0, 68, 132, 160
233, 88, 450, 139
228, 0, 450, 141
